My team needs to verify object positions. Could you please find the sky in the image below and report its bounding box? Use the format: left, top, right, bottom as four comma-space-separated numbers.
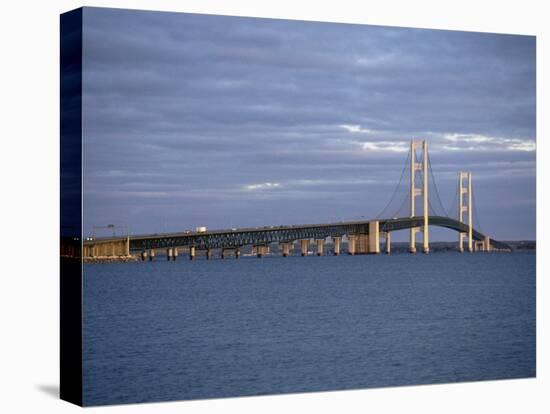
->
81, 7, 536, 241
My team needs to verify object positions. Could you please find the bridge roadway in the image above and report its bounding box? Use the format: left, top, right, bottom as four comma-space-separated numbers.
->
83, 215, 510, 258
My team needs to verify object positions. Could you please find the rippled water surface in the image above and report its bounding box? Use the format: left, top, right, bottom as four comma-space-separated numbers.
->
83, 252, 535, 405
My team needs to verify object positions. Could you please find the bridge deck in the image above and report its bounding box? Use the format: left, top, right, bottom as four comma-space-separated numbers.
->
84, 216, 510, 251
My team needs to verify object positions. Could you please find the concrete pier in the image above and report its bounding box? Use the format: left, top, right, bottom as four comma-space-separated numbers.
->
235, 247, 241, 259
300, 239, 309, 256
166, 248, 172, 261
484, 236, 491, 252
409, 228, 417, 254
385, 232, 391, 255
280, 242, 292, 257
316, 239, 325, 256
148, 249, 155, 261
189, 246, 196, 260
141, 250, 147, 261
255, 245, 268, 258
206, 248, 213, 260
333, 236, 341, 256
368, 221, 380, 254
348, 235, 356, 255
82, 238, 130, 259
173, 247, 178, 260
356, 234, 368, 254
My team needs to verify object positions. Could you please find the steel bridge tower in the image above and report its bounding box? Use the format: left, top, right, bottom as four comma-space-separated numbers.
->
458, 171, 473, 252
410, 140, 429, 253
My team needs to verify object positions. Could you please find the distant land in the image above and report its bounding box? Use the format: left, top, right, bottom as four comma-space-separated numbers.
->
81, 240, 535, 263
379, 240, 535, 253
142, 240, 536, 257
257, 240, 536, 256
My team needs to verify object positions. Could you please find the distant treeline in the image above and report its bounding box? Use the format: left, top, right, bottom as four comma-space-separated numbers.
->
288, 240, 536, 254
123, 240, 536, 258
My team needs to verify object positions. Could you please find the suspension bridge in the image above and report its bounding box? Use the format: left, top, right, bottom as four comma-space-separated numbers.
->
80, 140, 511, 261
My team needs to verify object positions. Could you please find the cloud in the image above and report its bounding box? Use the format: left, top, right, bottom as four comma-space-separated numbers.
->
340, 124, 372, 134
441, 133, 536, 152
244, 182, 281, 191
361, 141, 408, 152
505, 141, 536, 152
80, 7, 536, 239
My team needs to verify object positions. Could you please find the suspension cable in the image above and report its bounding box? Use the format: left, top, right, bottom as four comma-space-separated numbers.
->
471, 184, 484, 234
427, 153, 449, 217
375, 148, 410, 219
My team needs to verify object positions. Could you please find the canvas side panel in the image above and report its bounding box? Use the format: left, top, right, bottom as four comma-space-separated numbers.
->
60, 7, 83, 407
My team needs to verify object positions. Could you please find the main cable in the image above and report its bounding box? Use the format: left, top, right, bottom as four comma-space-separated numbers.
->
375, 148, 411, 219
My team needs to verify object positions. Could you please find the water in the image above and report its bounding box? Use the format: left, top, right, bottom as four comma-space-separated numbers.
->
83, 252, 536, 406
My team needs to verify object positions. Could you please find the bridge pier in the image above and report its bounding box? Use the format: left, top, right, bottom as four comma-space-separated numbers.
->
333, 237, 341, 255
409, 228, 417, 254
316, 239, 325, 256
173, 247, 178, 260
385, 232, 391, 255
206, 248, 213, 260
221, 249, 227, 259
83, 238, 130, 259
255, 245, 268, 258
458, 233, 464, 253
356, 234, 368, 254
368, 221, 380, 254
484, 236, 491, 252
140, 250, 147, 261
189, 246, 196, 260
166, 248, 172, 261
148, 249, 155, 261
300, 239, 309, 256
423, 235, 429, 254
280, 242, 292, 257
235, 247, 241, 259
348, 235, 356, 255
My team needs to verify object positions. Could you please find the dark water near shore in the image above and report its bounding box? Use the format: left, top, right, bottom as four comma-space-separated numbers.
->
83, 252, 536, 406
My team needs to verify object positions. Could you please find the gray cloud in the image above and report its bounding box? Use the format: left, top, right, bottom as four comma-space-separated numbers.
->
81, 7, 535, 240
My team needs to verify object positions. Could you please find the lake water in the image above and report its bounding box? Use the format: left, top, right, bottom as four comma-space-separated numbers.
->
83, 252, 536, 406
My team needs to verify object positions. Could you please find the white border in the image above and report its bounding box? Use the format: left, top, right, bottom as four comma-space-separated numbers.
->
0, 1, 546, 413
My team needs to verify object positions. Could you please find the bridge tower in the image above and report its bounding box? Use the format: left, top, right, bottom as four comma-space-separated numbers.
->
458, 171, 473, 252
409, 140, 429, 253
